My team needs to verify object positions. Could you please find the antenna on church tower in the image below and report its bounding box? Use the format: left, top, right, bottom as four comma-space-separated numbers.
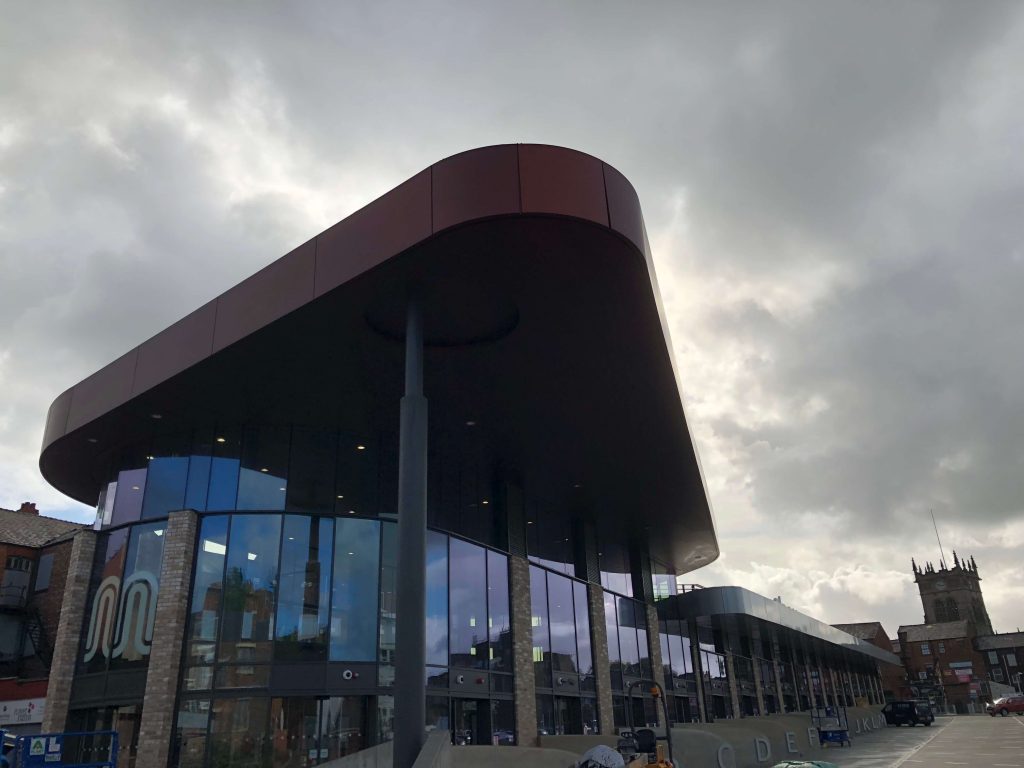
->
930, 509, 949, 570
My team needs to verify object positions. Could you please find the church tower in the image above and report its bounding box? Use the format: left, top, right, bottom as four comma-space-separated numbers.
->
912, 553, 993, 634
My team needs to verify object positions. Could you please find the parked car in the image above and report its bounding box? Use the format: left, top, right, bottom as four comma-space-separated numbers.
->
882, 700, 935, 726
986, 694, 1024, 717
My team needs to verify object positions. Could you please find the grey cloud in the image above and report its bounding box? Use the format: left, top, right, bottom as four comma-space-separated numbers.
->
2, 1, 1024, 630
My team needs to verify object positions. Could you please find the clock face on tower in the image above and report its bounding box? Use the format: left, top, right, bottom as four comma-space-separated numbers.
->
935, 580, 946, 589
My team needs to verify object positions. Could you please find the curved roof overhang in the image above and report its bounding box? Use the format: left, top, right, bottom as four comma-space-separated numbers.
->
39, 144, 718, 574
664, 586, 902, 665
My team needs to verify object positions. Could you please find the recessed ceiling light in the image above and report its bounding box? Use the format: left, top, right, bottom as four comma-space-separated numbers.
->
348, 552, 354, 556
287, 537, 295, 541
356, 445, 366, 451
279, 487, 286, 491
145, 455, 155, 460
527, 521, 534, 525
247, 552, 257, 561
465, 420, 477, 427
87, 438, 98, 444
216, 437, 226, 443
573, 483, 582, 489
481, 500, 489, 505
151, 413, 162, 419
260, 468, 268, 473
348, 510, 355, 514
337, 495, 344, 500
131, 486, 140, 491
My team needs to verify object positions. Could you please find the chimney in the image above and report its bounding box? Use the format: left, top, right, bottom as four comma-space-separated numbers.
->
18, 502, 38, 515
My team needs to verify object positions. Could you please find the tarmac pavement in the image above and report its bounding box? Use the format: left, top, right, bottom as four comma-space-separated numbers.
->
820, 715, 1024, 768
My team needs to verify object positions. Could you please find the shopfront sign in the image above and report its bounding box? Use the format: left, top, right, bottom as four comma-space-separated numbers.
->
0, 697, 45, 726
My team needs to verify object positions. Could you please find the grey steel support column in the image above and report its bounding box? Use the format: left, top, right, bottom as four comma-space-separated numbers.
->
394, 298, 428, 768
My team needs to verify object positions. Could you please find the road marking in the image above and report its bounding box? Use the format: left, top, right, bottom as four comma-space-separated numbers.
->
892, 718, 951, 768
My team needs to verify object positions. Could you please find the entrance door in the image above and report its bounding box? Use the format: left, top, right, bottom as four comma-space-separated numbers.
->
451, 698, 491, 746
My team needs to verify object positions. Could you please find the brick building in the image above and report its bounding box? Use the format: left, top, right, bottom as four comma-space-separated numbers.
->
896, 621, 987, 711
977, 631, 1024, 693
0, 502, 82, 733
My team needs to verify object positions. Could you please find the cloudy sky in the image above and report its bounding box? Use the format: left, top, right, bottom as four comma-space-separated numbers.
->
3, 1, 1023, 638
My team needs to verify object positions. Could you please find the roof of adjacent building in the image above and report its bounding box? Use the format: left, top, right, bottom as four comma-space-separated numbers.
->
898, 621, 972, 642
0, 506, 82, 548
663, 586, 901, 666
976, 632, 1024, 650
36, 144, 719, 574
833, 622, 886, 641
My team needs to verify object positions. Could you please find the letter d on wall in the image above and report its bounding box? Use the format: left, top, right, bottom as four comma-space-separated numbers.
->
754, 737, 771, 762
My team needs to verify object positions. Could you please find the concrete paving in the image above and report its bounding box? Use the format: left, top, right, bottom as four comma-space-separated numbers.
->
822, 715, 1024, 768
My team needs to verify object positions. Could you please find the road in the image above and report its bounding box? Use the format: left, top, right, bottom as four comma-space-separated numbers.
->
825, 715, 1024, 768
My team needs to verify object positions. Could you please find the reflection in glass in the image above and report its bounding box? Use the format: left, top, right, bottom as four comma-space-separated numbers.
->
207, 428, 241, 511
330, 518, 380, 661
208, 697, 271, 767
219, 514, 282, 663
189, 516, 228, 646
276, 515, 333, 660
574, 581, 593, 676
548, 573, 577, 673
530, 566, 551, 687
599, 541, 632, 597
449, 538, 486, 669
82, 530, 129, 674
425, 531, 448, 666
617, 598, 641, 677
141, 457, 188, 519
110, 468, 146, 526
487, 551, 511, 673
378, 521, 397, 685
604, 592, 622, 691
174, 699, 210, 768
109, 521, 166, 669
237, 426, 288, 511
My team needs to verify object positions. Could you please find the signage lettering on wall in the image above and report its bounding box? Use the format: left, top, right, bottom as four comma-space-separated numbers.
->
83, 572, 158, 661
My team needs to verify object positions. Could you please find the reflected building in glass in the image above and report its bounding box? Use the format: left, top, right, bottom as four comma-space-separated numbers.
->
39, 145, 731, 766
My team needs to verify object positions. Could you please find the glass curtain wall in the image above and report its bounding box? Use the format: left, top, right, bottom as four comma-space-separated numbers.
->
530, 566, 597, 735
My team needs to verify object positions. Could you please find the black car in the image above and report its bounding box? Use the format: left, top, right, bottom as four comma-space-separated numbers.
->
882, 700, 935, 726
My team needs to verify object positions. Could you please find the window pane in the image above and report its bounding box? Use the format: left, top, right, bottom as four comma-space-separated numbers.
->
573, 581, 593, 676
276, 516, 333, 660
379, 521, 397, 683
35, 554, 54, 592
330, 517, 380, 661
425, 531, 448, 666
81, 530, 129, 673
141, 457, 188, 519
487, 551, 511, 673
110, 469, 146, 526
548, 573, 577, 673
109, 521, 166, 668
237, 426, 289, 511
617, 598, 640, 677
189, 515, 229, 644
530, 567, 551, 687
269, 697, 318, 768
449, 538, 487, 669
208, 697, 271, 767
207, 429, 241, 511
174, 699, 210, 768
219, 515, 282, 663
286, 428, 337, 514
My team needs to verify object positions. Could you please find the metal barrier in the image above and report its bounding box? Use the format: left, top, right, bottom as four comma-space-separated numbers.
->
14, 730, 118, 768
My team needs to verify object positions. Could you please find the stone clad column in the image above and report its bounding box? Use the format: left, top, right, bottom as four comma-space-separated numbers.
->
688, 619, 709, 722
587, 583, 615, 735
644, 604, 667, 709
136, 510, 199, 768
724, 652, 742, 717
510, 555, 538, 746
42, 529, 97, 732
